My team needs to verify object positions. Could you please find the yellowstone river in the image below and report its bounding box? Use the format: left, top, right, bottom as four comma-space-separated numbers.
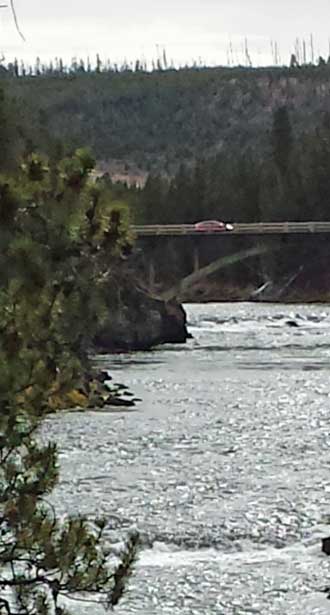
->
45, 303, 330, 614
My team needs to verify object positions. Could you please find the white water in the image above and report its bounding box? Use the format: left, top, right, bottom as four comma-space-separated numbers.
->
46, 303, 330, 613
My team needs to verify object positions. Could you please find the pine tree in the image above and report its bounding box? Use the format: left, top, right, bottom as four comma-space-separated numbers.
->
13, 58, 19, 77
271, 105, 293, 176
0, 86, 22, 171
0, 149, 138, 613
96, 54, 102, 74
35, 57, 41, 77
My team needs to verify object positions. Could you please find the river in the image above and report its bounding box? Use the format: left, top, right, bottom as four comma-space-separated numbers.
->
45, 303, 330, 614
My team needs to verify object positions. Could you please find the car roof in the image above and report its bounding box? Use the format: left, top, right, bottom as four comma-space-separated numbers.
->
196, 220, 224, 224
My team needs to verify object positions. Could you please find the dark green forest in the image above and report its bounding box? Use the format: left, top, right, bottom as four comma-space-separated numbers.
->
0, 83, 138, 612
2, 60, 330, 296
97, 102, 330, 299
128, 104, 330, 223
5, 58, 330, 175
4, 58, 330, 224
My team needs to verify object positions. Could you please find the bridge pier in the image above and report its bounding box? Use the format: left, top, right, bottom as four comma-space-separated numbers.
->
193, 244, 200, 273
161, 245, 271, 301
148, 260, 156, 289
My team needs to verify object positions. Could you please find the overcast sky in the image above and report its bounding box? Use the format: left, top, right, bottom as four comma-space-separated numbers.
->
2, 0, 330, 67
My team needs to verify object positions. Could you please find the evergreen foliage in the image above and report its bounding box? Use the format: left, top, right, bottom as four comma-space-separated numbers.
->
5, 62, 330, 173
0, 150, 137, 613
120, 106, 330, 292
130, 105, 330, 225
271, 106, 293, 176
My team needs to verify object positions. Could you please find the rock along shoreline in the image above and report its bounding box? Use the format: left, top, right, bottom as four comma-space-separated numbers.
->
94, 286, 189, 352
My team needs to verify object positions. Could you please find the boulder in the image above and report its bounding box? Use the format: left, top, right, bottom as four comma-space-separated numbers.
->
322, 537, 330, 556
94, 286, 188, 351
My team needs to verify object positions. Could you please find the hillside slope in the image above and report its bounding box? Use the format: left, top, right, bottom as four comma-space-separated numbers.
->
7, 64, 330, 173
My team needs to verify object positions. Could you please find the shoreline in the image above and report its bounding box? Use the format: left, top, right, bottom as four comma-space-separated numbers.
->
179, 283, 330, 305
184, 297, 330, 305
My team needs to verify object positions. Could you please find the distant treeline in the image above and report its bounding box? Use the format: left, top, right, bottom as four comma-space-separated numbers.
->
3, 54, 158, 78
116, 105, 330, 224
5, 61, 330, 177
3, 60, 330, 226
3, 61, 330, 225
1, 70, 330, 296
3, 33, 330, 76
102, 104, 330, 293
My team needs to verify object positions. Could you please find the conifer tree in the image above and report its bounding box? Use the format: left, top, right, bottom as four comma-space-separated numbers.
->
96, 54, 102, 74
271, 105, 293, 176
0, 150, 138, 613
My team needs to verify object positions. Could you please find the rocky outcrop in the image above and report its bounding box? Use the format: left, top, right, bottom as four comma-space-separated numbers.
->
94, 286, 188, 352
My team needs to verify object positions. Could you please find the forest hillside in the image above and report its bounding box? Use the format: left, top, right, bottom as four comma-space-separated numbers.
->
5, 62, 330, 176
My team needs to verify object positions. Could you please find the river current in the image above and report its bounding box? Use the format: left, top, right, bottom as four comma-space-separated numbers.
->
45, 303, 330, 614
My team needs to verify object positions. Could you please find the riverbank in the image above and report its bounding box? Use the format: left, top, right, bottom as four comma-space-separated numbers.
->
95, 286, 189, 351
180, 280, 330, 304
51, 286, 189, 411
46, 302, 330, 614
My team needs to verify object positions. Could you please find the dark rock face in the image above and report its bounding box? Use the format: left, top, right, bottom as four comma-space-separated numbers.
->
322, 537, 330, 556
94, 287, 189, 352
285, 320, 299, 327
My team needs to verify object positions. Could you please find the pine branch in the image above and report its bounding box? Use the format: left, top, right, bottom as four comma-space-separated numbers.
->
0, 597, 16, 615
109, 531, 139, 607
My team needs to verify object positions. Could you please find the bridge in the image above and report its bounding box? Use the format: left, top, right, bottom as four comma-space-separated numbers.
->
132, 221, 330, 236
132, 221, 330, 300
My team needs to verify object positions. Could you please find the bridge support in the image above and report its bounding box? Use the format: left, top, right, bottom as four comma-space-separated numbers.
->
161, 245, 274, 302
193, 244, 200, 273
148, 260, 156, 289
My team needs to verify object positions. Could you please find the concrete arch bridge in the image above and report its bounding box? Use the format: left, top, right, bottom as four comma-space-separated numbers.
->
131, 222, 330, 301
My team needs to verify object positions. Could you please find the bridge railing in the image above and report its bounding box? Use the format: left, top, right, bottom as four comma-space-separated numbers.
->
232, 222, 330, 234
132, 222, 330, 236
132, 224, 195, 235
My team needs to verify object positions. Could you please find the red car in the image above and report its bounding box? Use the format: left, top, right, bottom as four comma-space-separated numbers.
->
194, 220, 234, 232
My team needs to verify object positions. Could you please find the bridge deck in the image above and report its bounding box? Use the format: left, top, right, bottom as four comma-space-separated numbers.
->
132, 222, 330, 236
